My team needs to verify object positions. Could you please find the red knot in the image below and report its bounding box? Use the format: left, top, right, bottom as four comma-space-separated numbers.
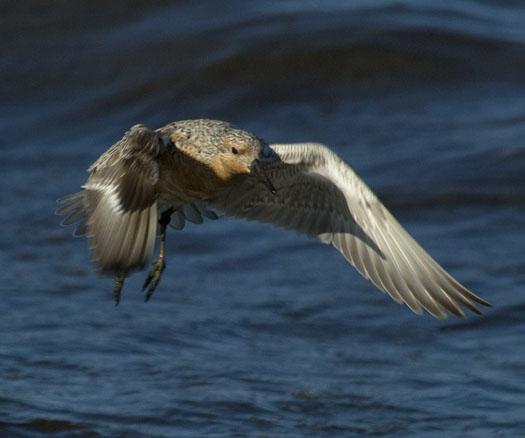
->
57, 119, 489, 318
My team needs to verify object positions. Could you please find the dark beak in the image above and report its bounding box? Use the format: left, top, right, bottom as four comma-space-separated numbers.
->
253, 160, 277, 194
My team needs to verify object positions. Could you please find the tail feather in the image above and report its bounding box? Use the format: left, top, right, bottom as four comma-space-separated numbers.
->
56, 191, 88, 237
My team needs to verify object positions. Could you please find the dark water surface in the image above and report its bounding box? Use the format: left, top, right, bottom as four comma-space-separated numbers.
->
1, 1, 525, 436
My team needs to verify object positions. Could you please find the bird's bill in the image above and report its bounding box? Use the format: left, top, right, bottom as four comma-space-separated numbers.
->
252, 160, 277, 194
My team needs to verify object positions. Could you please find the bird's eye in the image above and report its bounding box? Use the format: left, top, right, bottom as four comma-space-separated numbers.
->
231, 147, 238, 155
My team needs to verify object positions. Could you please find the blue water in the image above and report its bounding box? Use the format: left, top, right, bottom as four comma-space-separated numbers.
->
1, 1, 524, 436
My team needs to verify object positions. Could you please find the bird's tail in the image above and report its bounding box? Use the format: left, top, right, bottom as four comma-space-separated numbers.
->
55, 191, 88, 237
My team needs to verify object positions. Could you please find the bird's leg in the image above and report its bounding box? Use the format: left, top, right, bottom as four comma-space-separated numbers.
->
143, 208, 174, 301
113, 271, 126, 305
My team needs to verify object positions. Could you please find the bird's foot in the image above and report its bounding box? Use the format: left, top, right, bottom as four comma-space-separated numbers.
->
143, 258, 165, 301
113, 272, 126, 305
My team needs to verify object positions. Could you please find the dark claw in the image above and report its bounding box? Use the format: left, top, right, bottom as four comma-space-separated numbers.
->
143, 258, 166, 301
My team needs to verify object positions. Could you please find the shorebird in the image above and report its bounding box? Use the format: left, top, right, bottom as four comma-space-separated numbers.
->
57, 119, 489, 318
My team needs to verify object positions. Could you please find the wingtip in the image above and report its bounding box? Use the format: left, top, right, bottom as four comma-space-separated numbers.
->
479, 299, 492, 308
468, 304, 483, 316
465, 295, 491, 314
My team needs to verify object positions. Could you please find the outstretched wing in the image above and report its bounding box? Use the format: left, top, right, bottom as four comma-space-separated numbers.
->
211, 143, 489, 318
58, 125, 165, 274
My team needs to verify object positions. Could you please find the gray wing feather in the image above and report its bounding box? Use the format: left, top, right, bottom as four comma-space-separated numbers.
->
169, 210, 186, 230
194, 201, 219, 220
58, 125, 163, 274
183, 203, 204, 224
168, 202, 218, 231
212, 142, 489, 318
85, 189, 157, 273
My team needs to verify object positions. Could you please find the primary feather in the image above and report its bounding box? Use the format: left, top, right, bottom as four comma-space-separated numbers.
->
211, 142, 489, 318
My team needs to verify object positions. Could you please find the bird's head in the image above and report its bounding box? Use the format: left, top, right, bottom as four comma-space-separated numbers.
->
210, 123, 276, 193
163, 120, 276, 193
214, 128, 262, 176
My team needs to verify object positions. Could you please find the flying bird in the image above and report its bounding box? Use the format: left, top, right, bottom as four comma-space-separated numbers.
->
57, 119, 489, 318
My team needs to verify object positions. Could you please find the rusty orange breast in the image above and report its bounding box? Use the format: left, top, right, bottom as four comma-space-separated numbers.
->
157, 151, 246, 203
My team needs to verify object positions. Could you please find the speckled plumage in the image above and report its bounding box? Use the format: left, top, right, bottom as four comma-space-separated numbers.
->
57, 119, 489, 317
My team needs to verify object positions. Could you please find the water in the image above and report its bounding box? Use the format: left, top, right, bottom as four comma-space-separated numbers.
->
1, 1, 524, 436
